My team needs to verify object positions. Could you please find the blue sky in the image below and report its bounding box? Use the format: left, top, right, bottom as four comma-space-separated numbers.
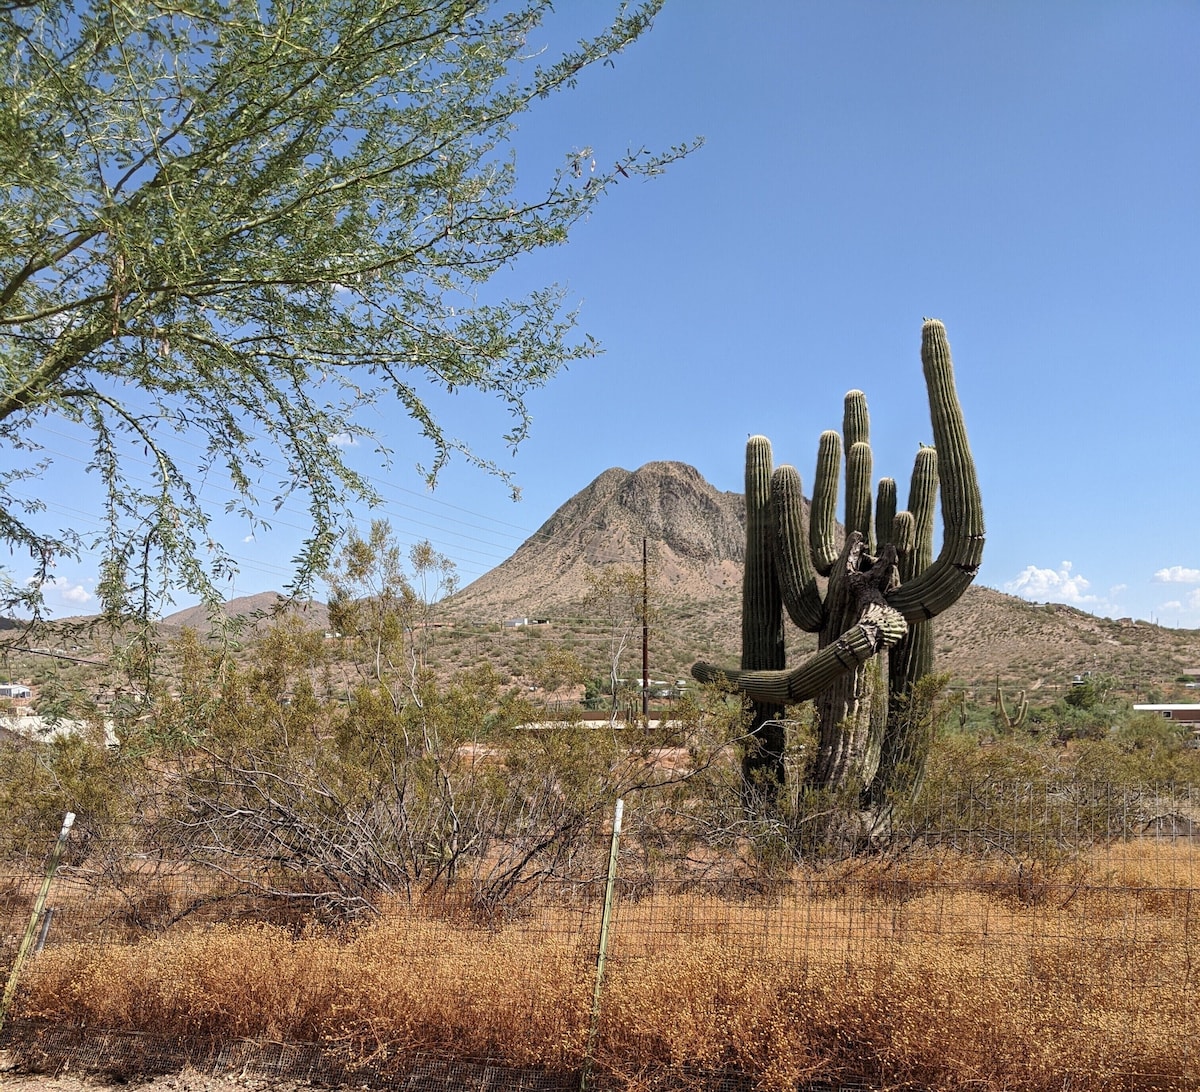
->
25, 2, 1200, 627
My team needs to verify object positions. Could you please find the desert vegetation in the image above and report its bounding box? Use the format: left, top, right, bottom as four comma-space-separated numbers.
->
3, 530, 1200, 1091
694, 320, 983, 804
6, 839, 1199, 1091
3, 579, 1200, 1091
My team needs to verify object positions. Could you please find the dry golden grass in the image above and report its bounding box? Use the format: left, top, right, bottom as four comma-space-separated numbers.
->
15, 844, 1200, 1092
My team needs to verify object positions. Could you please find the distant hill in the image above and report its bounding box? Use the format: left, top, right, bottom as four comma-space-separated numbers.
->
446, 461, 747, 619
158, 593, 330, 635
936, 586, 1200, 694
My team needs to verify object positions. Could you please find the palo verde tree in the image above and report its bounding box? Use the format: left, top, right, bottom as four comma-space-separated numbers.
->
0, 0, 695, 621
583, 563, 657, 724
324, 519, 457, 712
693, 319, 984, 810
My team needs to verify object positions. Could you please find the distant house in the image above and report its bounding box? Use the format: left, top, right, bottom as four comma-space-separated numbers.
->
0, 684, 31, 700
0, 713, 119, 746
503, 617, 550, 629
1134, 704, 1200, 727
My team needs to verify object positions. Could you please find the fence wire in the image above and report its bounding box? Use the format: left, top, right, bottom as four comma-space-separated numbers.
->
2, 781, 1198, 1092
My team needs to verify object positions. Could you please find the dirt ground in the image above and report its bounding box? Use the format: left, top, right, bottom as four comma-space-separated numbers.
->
1, 1054, 313, 1092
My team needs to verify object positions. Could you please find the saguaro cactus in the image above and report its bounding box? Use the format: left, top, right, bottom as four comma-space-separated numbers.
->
692, 319, 984, 802
995, 676, 1029, 731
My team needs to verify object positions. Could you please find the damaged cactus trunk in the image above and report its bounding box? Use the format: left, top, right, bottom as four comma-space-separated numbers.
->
810, 534, 898, 793
692, 319, 985, 806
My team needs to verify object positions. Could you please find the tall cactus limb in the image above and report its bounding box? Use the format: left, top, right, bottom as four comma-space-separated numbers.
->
771, 465, 824, 633
843, 392, 873, 550
810, 431, 841, 577
875, 478, 897, 550
741, 436, 786, 790
846, 441, 874, 551
885, 321, 985, 622
887, 448, 939, 696
843, 389, 870, 450
874, 446, 940, 804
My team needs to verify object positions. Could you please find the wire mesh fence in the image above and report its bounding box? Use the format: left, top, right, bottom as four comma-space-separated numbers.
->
2, 781, 1199, 1092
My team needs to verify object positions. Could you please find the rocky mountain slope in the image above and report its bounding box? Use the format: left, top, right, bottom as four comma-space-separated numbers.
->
446, 461, 747, 616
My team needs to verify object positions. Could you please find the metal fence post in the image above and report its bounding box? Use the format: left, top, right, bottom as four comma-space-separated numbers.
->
0, 812, 74, 1035
581, 798, 623, 1092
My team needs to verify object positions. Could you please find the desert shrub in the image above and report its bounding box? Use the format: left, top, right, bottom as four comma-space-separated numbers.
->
0, 733, 147, 859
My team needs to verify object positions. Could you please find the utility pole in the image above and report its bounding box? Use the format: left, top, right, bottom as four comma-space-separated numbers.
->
642, 536, 649, 723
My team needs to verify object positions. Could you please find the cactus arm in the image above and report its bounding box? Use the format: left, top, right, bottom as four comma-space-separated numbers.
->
888, 535, 933, 693
693, 534, 907, 705
692, 614, 900, 704
771, 465, 825, 632
843, 390, 873, 550
739, 435, 786, 788
888, 447, 939, 694
890, 510, 915, 557
846, 440, 873, 552
876, 478, 897, 549
886, 320, 985, 622
996, 676, 1028, 729
810, 430, 841, 577
907, 446, 938, 576
843, 389, 869, 450
742, 436, 784, 672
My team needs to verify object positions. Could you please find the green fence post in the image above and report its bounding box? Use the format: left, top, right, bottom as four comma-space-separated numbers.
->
0, 812, 75, 1035
581, 798, 624, 1092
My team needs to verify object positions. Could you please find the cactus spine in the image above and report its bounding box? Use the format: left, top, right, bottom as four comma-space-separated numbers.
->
692, 319, 984, 803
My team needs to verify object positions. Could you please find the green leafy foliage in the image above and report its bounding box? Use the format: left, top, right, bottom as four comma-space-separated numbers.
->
0, 0, 697, 619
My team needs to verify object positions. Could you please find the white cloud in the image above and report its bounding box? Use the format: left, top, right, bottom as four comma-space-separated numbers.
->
1004, 560, 1098, 605
43, 577, 93, 608
243, 534, 256, 543
329, 432, 360, 447
1154, 589, 1200, 626
1152, 566, 1200, 584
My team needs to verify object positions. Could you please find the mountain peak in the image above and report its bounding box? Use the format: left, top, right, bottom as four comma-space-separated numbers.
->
449, 462, 747, 617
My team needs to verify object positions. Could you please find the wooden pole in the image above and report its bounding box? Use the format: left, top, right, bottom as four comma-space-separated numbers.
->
0, 812, 74, 1034
581, 798, 624, 1092
642, 537, 649, 723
